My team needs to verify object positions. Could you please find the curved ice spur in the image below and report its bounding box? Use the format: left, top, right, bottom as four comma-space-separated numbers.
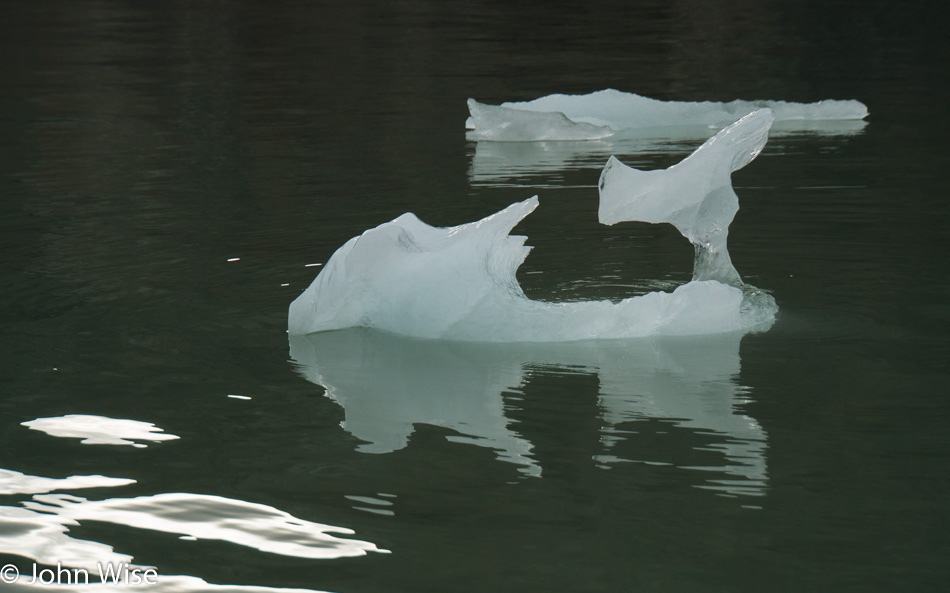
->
288, 111, 778, 341
599, 108, 773, 286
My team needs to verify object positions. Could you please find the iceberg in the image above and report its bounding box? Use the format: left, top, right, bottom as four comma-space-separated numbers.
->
289, 109, 777, 341
287, 197, 771, 340
599, 108, 772, 286
466, 88, 868, 141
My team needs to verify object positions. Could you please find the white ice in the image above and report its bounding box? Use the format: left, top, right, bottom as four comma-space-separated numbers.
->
466, 88, 868, 141
287, 197, 769, 340
599, 108, 773, 286
289, 109, 777, 341
466, 98, 613, 141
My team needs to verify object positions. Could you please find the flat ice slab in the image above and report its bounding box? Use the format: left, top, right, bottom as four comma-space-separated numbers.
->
467, 88, 868, 141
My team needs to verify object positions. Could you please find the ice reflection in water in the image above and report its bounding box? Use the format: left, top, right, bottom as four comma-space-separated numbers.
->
289, 328, 767, 496
468, 121, 867, 188
21, 415, 180, 448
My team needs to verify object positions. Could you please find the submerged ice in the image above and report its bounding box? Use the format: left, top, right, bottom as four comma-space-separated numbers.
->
288, 109, 777, 342
467, 88, 868, 141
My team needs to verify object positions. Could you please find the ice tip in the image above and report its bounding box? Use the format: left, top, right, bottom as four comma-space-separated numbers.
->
730, 107, 775, 130
484, 195, 539, 227
515, 194, 540, 217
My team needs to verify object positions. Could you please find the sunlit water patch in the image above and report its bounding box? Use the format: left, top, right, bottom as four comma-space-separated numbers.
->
20, 415, 180, 448
23, 492, 387, 560
1, 484, 385, 592
0, 470, 135, 496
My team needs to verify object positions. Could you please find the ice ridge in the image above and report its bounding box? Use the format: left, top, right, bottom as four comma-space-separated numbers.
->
466, 88, 868, 141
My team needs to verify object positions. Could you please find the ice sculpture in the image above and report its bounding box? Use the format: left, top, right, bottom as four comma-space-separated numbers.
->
467, 88, 868, 141
290, 328, 768, 495
288, 196, 769, 340
289, 109, 776, 341
599, 108, 771, 286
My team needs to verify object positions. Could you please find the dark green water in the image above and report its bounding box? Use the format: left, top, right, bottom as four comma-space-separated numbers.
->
1, 1, 948, 592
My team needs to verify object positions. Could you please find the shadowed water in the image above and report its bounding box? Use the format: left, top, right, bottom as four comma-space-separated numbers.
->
1, 1, 948, 592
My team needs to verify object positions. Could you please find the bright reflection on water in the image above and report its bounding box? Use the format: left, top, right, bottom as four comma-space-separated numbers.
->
24, 492, 387, 560
21, 415, 180, 448
3, 574, 331, 593
0, 470, 135, 496
290, 329, 767, 497
1, 479, 384, 590
1, 423, 385, 591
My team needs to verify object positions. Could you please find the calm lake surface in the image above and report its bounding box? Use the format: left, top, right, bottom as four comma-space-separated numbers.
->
1, 1, 948, 592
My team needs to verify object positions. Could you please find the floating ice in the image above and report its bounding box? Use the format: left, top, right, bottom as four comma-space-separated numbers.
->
466, 88, 868, 141
466, 98, 613, 141
599, 108, 773, 286
289, 110, 776, 341
288, 197, 769, 340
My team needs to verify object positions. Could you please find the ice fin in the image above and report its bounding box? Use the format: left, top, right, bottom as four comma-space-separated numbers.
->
598, 109, 776, 286
288, 197, 539, 337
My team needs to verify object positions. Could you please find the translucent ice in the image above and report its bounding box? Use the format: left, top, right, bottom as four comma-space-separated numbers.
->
467, 88, 868, 141
599, 108, 773, 286
289, 109, 777, 341
288, 198, 773, 340
466, 98, 613, 141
